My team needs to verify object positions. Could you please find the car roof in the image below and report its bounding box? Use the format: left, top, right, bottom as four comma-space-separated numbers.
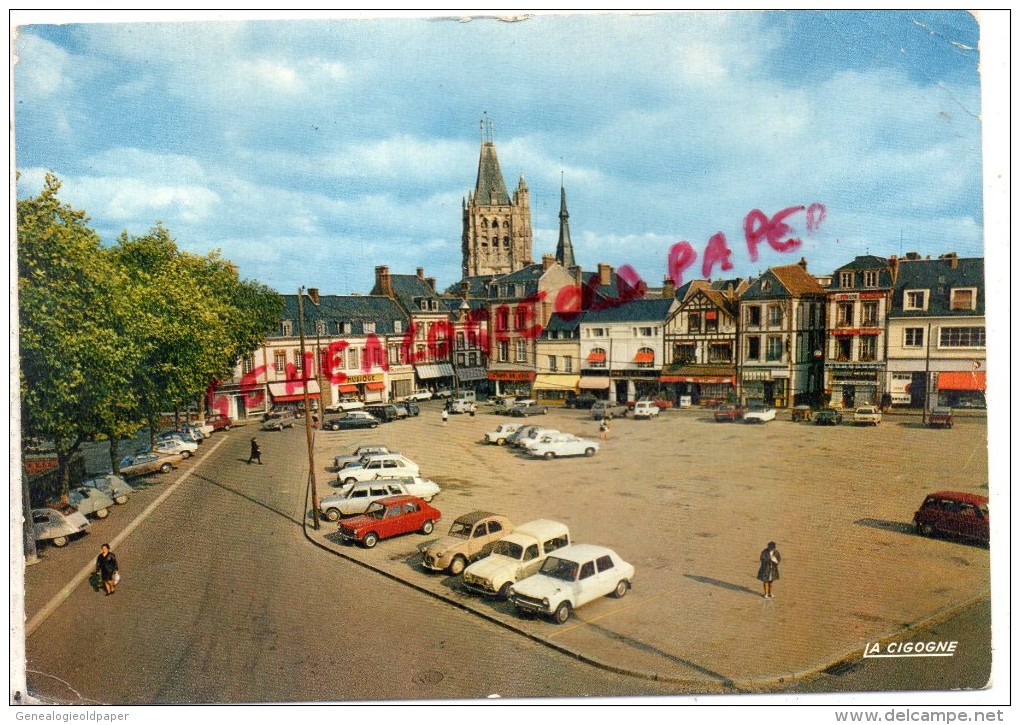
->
514, 519, 569, 540
373, 495, 426, 505
926, 491, 988, 505
547, 543, 618, 562
453, 510, 500, 525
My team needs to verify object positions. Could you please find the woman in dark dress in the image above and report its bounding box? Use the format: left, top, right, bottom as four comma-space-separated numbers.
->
757, 541, 780, 599
96, 543, 119, 595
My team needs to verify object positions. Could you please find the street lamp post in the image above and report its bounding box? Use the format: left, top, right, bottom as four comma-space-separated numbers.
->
298, 287, 320, 530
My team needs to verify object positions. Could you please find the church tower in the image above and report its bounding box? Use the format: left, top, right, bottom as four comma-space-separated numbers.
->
462, 120, 533, 277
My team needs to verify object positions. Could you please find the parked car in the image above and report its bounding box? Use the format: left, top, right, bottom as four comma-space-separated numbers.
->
507, 425, 542, 447
81, 473, 134, 505
852, 406, 883, 426
336, 495, 442, 549
32, 506, 90, 548
713, 404, 745, 423
513, 427, 560, 449
204, 413, 234, 431
323, 415, 379, 431
421, 511, 514, 575
508, 544, 635, 624
509, 400, 549, 417
155, 437, 198, 458
337, 454, 420, 485
590, 400, 628, 420
463, 520, 572, 598
448, 399, 476, 414
119, 451, 184, 478
319, 477, 442, 521
566, 393, 599, 410
492, 396, 526, 415
162, 426, 203, 444
404, 390, 434, 402
433, 388, 454, 399
364, 404, 399, 423
928, 407, 954, 429
394, 401, 420, 418
484, 423, 523, 446
651, 397, 674, 410
744, 405, 777, 424
67, 486, 115, 519
913, 491, 989, 545
453, 391, 477, 403
522, 431, 573, 451
333, 445, 392, 470
527, 435, 599, 459
633, 401, 660, 419
261, 411, 298, 431
324, 399, 366, 412
814, 409, 843, 426
192, 421, 214, 437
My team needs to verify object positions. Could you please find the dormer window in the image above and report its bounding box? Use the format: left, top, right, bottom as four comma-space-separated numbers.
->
394, 320, 403, 334
282, 320, 294, 336
760, 279, 772, 293
904, 290, 929, 311
431, 301, 439, 311
315, 320, 326, 335
420, 300, 428, 311
863, 271, 879, 287
363, 322, 375, 334
839, 272, 854, 288
950, 288, 977, 311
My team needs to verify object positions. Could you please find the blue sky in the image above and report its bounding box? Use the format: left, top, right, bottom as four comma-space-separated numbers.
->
13, 10, 991, 295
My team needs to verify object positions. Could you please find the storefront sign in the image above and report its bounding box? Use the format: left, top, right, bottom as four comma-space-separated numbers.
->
346, 373, 384, 384
610, 369, 659, 379
487, 370, 537, 382
831, 370, 879, 382
742, 370, 772, 382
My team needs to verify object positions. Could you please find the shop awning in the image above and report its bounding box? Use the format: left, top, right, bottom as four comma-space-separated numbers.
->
937, 371, 986, 391
456, 367, 488, 381
578, 376, 611, 390
268, 380, 321, 402
533, 374, 581, 391
337, 384, 358, 394
415, 363, 455, 379
634, 351, 655, 363
365, 382, 386, 391
660, 375, 734, 384
587, 350, 606, 362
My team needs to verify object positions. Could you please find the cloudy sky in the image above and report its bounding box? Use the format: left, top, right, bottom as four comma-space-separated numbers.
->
13, 10, 993, 295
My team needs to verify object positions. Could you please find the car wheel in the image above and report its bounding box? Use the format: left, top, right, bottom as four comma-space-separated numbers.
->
496, 438, 506, 446
224, 424, 232, 431
344, 477, 359, 486
114, 495, 128, 505
362, 532, 379, 548
324, 508, 341, 522
585, 447, 596, 457
498, 582, 512, 599
159, 463, 173, 474
919, 522, 935, 537
182, 451, 192, 459
449, 555, 467, 576
421, 520, 435, 535
330, 423, 339, 431
543, 408, 549, 415
95, 508, 110, 519
554, 601, 571, 624
370, 423, 378, 428
544, 451, 555, 460
51, 536, 69, 548
612, 579, 629, 598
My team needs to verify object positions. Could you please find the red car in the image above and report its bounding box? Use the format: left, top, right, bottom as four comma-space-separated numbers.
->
713, 404, 745, 422
913, 491, 989, 545
336, 495, 441, 549
206, 413, 234, 431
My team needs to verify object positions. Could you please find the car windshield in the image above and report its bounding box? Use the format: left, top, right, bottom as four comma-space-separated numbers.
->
539, 556, 579, 581
448, 521, 473, 537
363, 503, 386, 519
492, 540, 524, 559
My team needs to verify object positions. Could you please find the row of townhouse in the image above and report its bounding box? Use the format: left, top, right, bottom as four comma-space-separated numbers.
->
210, 252, 984, 419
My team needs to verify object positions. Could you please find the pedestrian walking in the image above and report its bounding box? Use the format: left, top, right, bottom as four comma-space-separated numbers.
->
95, 543, 119, 596
599, 418, 609, 440
757, 541, 781, 599
469, 403, 477, 417
248, 437, 263, 465
441, 409, 449, 425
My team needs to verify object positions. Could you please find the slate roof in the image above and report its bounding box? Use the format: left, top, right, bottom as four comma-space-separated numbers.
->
580, 298, 676, 324
275, 294, 408, 337
741, 264, 825, 300
444, 275, 497, 299
473, 142, 511, 206
829, 255, 895, 290
888, 257, 985, 318
542, 312, 582, 336
488, 264, 545, 298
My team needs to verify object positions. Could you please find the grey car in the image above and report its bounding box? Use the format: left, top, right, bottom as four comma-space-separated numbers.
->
82, 473, 134, 505
68, 486, 115, 519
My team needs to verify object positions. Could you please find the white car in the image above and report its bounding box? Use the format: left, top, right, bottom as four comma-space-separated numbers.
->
32, 506, 90, 548
193, 421, 215, 437
337, 454, 420, 485
853, 406, 883, 426
333, 445, 392, 470
509, 544, 635, 624
405, 390, 434, 402
514, 427, 560, 449
743, 405, 777, 424
81, 473, 134, 505
68, 486, 115, 519
633, 401, 660, 419
463, 520, 571, 598
522, 432, 574, 451
484, 423, 522, 446
319, 477, 441, 521
527, 435, 599, 459
325, 400, 366, 412
155, 438, 199, 458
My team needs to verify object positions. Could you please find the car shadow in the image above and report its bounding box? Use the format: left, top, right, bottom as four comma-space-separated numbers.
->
684, 573, 761, 598
855, 518, 917, 536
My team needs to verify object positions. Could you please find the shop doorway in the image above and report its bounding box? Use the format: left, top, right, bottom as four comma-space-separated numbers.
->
842, 385, 856, 409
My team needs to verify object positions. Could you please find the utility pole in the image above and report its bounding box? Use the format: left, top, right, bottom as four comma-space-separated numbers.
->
922, 321, 932, 425
298, 288, 320, 530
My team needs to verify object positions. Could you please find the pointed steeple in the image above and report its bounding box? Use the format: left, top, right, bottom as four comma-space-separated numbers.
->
555, 180, 576, 268
474, 120, 510, 206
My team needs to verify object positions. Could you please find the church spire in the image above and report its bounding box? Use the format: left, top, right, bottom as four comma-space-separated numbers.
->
473, 118, 510, 205
555, 178, 576, 268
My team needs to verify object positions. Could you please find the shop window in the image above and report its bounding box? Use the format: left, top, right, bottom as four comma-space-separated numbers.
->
938, 326, 985, 348
904, 328, 924, 348
746, 306, 761, 327
708, 343, 731, 363
746, 337, 761, 361
859, 336, 878, 362
950, 288, 976, 311
673, 344, 695, 364
837, 303, 854, 327
836, 338, 851, 362
687, 313, 701, 333
862, 301, 879, 327
766, 336, 783, 362
904, 290, 928, 311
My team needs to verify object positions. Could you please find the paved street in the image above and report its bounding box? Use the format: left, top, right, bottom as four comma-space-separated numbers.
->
21, 403, 992, 703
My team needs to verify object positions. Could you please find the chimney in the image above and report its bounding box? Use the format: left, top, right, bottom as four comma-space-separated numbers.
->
416, 267, 425, 280
904, 251, 921, 260
574, 266, 584, 287
662, 276, 676, 300
940, 252, 958, 268
598, 262, 613, 286
307, 288, 320, 305
460, 280, 471, 299
798, 257, 808, 272
888, 255, 899, 283
375, 265, 393, 298
426, 277, 436, 291
542, 254, 556, 271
